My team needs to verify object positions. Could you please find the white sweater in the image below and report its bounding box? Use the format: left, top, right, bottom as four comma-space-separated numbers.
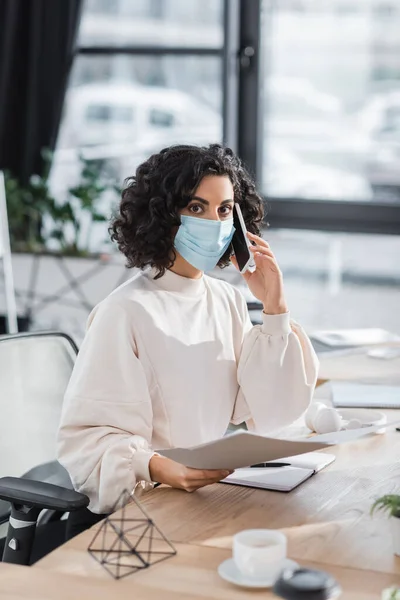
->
57, 267, 319, 513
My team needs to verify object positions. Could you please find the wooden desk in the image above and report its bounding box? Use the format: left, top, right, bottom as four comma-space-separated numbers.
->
32, 417, 400, 597
29, 542, 399, 600
132, 418, 400, 575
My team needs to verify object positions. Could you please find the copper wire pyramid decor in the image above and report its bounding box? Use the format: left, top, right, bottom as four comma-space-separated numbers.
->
87, 489, 177, 579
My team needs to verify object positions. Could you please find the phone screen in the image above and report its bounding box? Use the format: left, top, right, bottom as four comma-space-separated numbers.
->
232, 204, 254, 273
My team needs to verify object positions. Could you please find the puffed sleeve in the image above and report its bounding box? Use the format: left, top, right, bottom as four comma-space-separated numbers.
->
57, 299, 154, 514
231, 292, 318, 432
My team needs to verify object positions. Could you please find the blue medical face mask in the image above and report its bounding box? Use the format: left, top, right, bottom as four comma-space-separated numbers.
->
174, 215, 235, 272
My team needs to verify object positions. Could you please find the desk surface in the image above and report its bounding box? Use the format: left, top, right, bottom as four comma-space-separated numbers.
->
317, 350, 400, 382
33, 416, 400, 597
133, 418, 400, 575
28, 543, 399, 600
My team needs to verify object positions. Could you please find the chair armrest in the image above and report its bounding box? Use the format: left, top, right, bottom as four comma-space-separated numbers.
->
0, 499, 10, 524
0, 477, 89, 512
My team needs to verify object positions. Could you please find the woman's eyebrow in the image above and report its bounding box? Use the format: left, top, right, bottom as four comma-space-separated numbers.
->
190, 196, 234, 205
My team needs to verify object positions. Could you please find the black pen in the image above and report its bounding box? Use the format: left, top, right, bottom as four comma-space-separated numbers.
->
250, 462, 291, 468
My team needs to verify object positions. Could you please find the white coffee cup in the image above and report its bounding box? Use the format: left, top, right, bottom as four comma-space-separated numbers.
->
233, 529, 287, 582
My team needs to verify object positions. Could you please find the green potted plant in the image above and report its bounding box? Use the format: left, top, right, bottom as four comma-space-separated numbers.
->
4, 148, 55, 253
371, 494, 400, 557
2, 151, 122, 334
46, 154, 117, 256
4, 149, 118, 256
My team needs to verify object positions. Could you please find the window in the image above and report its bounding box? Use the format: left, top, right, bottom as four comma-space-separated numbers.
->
262, 1, 400, 206
51, 0, 224, 240
52, 0, 400, 239
48, 0, 400, 338
54, 55, 222, 184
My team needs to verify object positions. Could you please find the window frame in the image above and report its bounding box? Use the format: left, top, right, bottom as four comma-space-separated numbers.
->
73, 0, 400, 236
235, 0, 400, 236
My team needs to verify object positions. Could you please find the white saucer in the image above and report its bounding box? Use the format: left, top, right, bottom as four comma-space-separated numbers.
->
218, 557, 299, 589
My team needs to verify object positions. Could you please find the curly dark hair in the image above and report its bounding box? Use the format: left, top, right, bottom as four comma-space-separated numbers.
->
110, 143, 265, 278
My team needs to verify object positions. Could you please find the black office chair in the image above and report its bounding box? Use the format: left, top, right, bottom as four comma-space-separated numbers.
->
0, 474, 89, 565
0, 332, 90, 565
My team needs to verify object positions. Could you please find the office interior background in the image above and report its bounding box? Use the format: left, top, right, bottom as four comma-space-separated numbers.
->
1, 0, 400, 341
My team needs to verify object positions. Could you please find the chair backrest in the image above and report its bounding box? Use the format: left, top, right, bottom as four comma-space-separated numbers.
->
0, 332, 78, 478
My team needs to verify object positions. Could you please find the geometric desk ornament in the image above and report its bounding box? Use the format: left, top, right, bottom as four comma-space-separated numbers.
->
87, 488, 177, 579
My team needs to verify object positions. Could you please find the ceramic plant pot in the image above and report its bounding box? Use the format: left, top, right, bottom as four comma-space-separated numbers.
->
393, 515, 400, 557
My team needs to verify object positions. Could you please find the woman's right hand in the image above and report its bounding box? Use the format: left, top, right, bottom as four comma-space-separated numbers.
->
149, 454, 232, 492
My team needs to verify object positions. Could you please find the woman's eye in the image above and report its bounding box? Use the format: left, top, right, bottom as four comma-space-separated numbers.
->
189, 204, 203, 214
219, 205, 233, 215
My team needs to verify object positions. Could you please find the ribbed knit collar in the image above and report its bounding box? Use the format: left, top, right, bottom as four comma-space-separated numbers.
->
145, 266, 206, 297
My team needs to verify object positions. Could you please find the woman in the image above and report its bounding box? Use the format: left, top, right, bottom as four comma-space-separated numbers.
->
57, 143, 318, 516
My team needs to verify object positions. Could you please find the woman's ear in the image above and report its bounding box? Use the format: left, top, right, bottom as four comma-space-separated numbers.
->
230, 255, 239, 271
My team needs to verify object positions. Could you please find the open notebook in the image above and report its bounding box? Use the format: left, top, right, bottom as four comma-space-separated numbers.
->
221, 452, 336, 492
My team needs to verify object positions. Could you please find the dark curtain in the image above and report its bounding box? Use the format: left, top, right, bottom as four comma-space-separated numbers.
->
0, 0, 83, 184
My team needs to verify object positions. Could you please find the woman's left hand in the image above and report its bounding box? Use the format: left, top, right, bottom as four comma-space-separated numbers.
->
231, 232, 288, 315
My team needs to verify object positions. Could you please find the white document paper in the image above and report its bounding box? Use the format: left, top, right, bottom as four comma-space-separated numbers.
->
157, 431, 331, 470
157, 421, 400, 470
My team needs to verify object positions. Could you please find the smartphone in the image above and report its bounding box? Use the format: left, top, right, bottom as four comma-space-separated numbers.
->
231, 203, 255, 273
